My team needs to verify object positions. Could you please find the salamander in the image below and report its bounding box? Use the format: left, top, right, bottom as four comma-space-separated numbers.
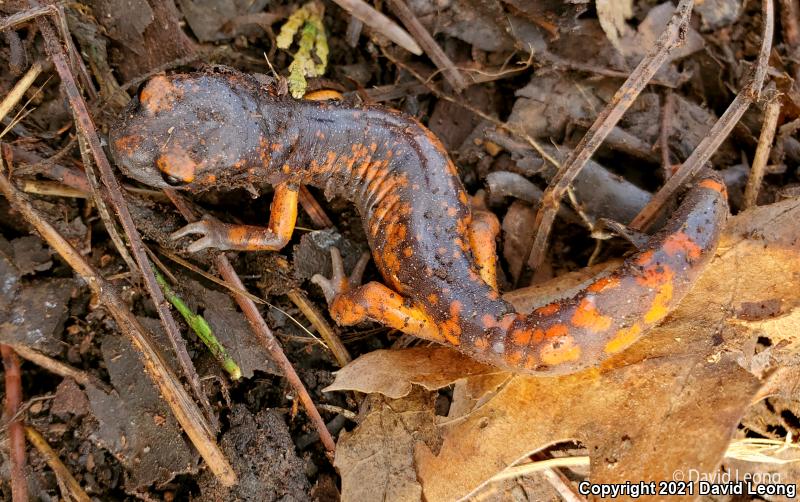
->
109, 67, 729, 375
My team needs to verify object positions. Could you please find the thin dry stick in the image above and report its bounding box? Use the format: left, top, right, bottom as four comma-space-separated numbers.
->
35, 15, 211, 419
524, 0, 696, 275
330, 0, 422, 55
22, 180, 89, 198
744, 95, 781, 208
1, 344, 28, 502
0, 167, 237, 486
163, 189, 338, 454
10, 344, 113, 394
76, 133, 139, 278
0, 61, 42, 124
298, 185, 334, 228
25, 426, 91, 502
629, 0, 774, 230
379, 47, 561, 169
385, 0, 467, 92
287, 289, 351, 366
0, 4, 56, 32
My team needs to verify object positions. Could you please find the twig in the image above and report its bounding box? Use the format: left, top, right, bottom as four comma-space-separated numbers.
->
34, 15, 212, 420
385, 0, 467, 92
76, 133, 140, 279
524, 0, 696, 276
744, 93, 781, 208
22, 180, 89, 198
163, 189, 338, 454
0, 4, 57, 32
1, 344, 28, 502
299, 185, 334, 228
0, 61, 42, 125
330, 0, 422, 55
25, 426, 91, 502
9, 344, 113, 394
0, 163, 237, 486
629, 0, 774, 230
380, 47, 561, 169
287, 289, 351, 366
345, 16, 364, 47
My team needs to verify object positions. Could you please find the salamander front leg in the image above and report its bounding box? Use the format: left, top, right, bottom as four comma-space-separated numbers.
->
171, 182, 299, 252
468, 209, 500, 291
311, 248, 443, 343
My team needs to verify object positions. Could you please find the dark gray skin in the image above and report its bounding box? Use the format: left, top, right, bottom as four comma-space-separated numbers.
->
110, 67, 729, 374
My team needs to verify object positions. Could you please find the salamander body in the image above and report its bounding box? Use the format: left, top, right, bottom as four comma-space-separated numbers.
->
110, 68, 728, 375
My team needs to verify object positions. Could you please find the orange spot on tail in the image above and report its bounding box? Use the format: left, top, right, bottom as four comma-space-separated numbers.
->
571, 298, 613, 332
662, 232, 702, 260
586, 275, 621, 293
699, 178, 727, 196
604, 323, 642, 354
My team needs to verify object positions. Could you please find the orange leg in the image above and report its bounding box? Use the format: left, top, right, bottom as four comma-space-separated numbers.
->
312, 248, 443, 343
171, 182, 299, 252
468, 209, 500, 291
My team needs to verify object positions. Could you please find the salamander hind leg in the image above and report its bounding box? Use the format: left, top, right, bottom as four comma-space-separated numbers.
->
171, 182, 299, 252
311, 247, 443, 342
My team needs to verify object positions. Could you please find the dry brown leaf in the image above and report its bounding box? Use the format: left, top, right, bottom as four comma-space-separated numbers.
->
334, 388, 440, 502
414, 198, 800, 500
323, 346, 495, 399
329, 198, 800, 502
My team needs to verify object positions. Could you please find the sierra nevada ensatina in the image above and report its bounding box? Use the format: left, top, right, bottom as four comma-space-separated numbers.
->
109, 68, 728, 375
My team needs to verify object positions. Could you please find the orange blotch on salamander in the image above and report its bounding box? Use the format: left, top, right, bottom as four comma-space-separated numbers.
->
545, 324, 569, 339
156, 149, 197, 182
662, 232, 702, 261
643, 281, 674, 324
447, 207, 458, 217
604, 323, 642, 354
113, 135, 142, 155
505, 350, 524, 366
635, 264, 674, 288
439, 312, 463, 346
699, 178, 727, 195
481, 314, 514, 331
636, 250, 655, 267
570, 298, 613, 332
271, 143, 283, 152
534, 303, 560, 317
139, 76, 183, 114
539, 336, 581, 366
512, 328, 532, 346
427, 293, 439, 305
403, 247, 413, 258
586, 275, 621, 293
473, 337, 489, 350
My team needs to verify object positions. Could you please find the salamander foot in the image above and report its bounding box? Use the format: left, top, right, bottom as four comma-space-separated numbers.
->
311, 247, 370, 304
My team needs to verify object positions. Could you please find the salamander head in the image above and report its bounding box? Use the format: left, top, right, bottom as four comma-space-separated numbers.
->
109, 73, 264, 191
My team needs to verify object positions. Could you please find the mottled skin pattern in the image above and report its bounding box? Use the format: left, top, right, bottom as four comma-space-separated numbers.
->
110, 68, 729, 375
